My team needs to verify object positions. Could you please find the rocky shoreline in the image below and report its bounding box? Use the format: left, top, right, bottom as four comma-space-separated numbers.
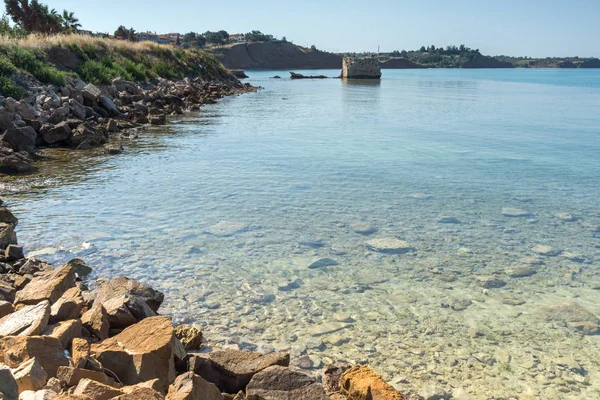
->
1, 72, 256, 174
0, 203, 416, 400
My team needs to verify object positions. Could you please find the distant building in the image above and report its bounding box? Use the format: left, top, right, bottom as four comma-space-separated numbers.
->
229, 33, 246, 43
137, 31, 181, 45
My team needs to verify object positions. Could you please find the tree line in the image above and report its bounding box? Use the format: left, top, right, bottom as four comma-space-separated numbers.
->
2, 0, 80, 36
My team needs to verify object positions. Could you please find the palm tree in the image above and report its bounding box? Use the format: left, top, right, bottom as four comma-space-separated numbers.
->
60, 10, 81, 32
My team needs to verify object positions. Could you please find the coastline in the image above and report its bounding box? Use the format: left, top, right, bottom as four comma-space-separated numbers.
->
0, 203, 411, 400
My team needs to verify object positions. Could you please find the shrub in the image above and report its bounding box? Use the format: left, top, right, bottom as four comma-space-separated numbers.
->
0, 76, 22, 99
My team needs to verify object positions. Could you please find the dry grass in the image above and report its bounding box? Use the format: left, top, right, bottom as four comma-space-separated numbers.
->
0, 33, 178, 54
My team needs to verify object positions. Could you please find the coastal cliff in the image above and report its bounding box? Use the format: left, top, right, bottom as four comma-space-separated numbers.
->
460, 55, 514, 69
216, 42, 343, 70
380, 58, 427, 69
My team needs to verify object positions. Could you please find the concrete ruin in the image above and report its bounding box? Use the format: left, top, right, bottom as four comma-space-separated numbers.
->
341, 57, 382, 79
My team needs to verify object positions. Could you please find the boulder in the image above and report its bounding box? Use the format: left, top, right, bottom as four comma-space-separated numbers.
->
102, 295, 138, 329
112, 79, 141, 95
56, 366, 118, 388
1, 126, 37, 153
174, 325, 202, 351
82, 84, 102, 105
536, 300, 599, 335
0, 279, 16, 302
120, 379, 163, 394
11, 357, 48, 393
0, 336, 69, 376
189, 350, 289, 394
71, 123, 107, 147
91, 316, 185, 390
73, 378, 123, 400
94, 277, 164, 313
501, 208, 532, 217
365, 238, 414, 254
69, 99, 86, 121
0, 143, 34, 173
64, 259, 92, 278
0, 300, 14, 318
0, 207, 18, 225
48, 106, 70, 124
98, 95, 121, 117
165, 372, 222, 400
245, 365, 329, 400
40, 122, 72, 145
15, 264, 76, 305
0, 364, 18, 400
43, 319, 82, 349
339, 366, 404, 400
0, 301, 50, 337
80, 304, 109, 340
70, 338, 91, 368
5, 244, 24, 261
49, 287, 85, 324
0, 222, 18, 249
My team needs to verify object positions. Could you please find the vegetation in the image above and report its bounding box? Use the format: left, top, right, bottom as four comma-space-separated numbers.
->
373, 44, 484, 68
4, 0, 80, 35
0, 34, 231, 96
203, 30, 229, 46
245, 30, 271, 43
181, 32, 206, 49
114, 25, 136, 41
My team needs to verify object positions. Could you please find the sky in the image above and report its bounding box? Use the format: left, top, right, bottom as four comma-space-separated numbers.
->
2, 0, 600, 57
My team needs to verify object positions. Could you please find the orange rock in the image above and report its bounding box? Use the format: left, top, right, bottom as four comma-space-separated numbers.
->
15, 264, 76, 305
165, 372, 222, 400
81, 304, 109, 340
113, 387, 165, 399
339, 366, 404, 400
73, 378, 123, 400
71, 338, 91, 368
43, 319, 82, 349
91, 316, 185, 391
56, 366, 118, 387
0, 336, 69, 377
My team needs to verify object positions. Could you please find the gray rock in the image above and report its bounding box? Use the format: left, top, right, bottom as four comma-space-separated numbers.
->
1, 126, 37, 153
351, 223, 377, 235
82, 83, 102, 104
506, 266, 536, 278
69, 99, 86, 120
532, 245, 560, 256
0, 364, 18, 400
477, 276, 506, 289
98, 95, 121, 117
40, 122, 71, 145
536, 300, 599, 335
437, 216, 461, 224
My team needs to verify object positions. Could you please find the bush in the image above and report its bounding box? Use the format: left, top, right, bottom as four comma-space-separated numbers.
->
152, 61, 176, 79
0, 46, 68, 86
0, 76, 22, 99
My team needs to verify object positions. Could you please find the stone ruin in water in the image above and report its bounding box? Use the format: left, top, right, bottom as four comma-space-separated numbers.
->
342, 57, 382, 79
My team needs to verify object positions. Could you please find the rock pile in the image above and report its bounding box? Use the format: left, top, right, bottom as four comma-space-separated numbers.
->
0, 75, 255, 174
0, 203, 407, 400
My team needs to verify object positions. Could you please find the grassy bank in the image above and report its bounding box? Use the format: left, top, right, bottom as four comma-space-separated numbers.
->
0, 34, 232, 99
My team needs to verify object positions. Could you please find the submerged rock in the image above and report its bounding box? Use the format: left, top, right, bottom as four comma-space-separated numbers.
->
365, 238, 414, 254
501, 207, 532, 217
351, 223, 377, 235
532, 245, 560, 256
204, 221, 249, 237
308, 258, 339, 269
437, 216, 461, 224
505, 266, 537, 278
536, 300, 599, 335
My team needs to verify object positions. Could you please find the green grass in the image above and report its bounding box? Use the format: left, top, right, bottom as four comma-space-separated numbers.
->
0, 45, 68, 86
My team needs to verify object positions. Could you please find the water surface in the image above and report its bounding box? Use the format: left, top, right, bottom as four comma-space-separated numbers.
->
5, 69, 600, 399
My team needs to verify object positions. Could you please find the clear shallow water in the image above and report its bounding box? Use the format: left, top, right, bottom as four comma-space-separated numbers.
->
5, 69, 600, 398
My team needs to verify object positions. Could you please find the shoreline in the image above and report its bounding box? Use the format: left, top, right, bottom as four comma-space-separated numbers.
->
0, 203, 411, 400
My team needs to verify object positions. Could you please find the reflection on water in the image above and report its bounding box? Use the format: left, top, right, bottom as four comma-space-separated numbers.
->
5, 69, 600, 399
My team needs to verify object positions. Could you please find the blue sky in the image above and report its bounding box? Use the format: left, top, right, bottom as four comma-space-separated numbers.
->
3, 0, 600, 57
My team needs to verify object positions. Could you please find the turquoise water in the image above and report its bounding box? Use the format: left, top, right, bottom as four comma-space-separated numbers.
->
6, 69, 600, 398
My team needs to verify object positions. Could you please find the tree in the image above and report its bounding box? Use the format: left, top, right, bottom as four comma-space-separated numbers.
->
419, 46, 426, 52
245, 30, 270, 42
4, 0, 64, 34
60, 10, 80, 32
114, 25, 136, 41
182, 32, 206, 49
203, 30, 228, 46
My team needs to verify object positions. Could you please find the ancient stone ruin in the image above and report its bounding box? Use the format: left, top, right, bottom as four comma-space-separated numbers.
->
341, 57, 382, 79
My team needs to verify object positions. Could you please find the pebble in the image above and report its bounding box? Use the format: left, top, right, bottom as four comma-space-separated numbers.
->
437, 216, 461, 224
351, 223, 377, 235
307, 322, 352, 337
506, 266, 537, 278
477, 276, 507, 289
308, 258, 339, 269
532, 245, 559, 256
365, 237, 414, 254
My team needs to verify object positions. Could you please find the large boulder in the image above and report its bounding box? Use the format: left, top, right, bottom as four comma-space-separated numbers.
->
81, 304, 109, 340
90, 316, 185, 390
3, 98, 36, 120
15, 264, 76, 305
49, 287, 85, 324
56, 366, 118, 387
0, 364, 18, 400
69, 123, 107, 147
189, 350, 290, 394
43, 319, 82, 349
0, 336, 69, 376
40, 122, 72, 145
0, 222, 18, 249
98, 95, 121, 117
536, 300, 599, 335
1, 126, 37, 153
11, 357, 48, 393
174, 325, 202, 351
245, 365, 329, 400
339, 366, 404, 400
101, 294, 157, 329
82, 84, 102, 105
73, 378, 123, 400
165, 372, 222, 400
0, 142, 33, 173
69, 99, 86, 120
0, 207, 18, 225
0, 300, 50, 337
94, 277, 164, 313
